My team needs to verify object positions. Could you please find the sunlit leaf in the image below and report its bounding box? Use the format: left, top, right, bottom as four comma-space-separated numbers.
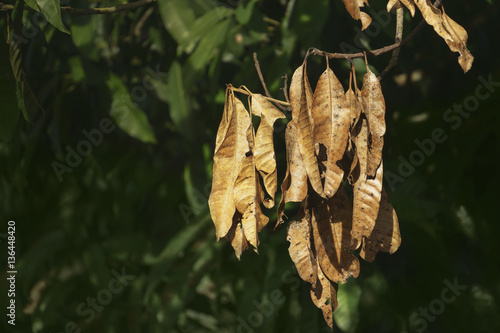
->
35, 0, 70, 34
361, 68, 386, 178
414, 0, 474, 72
251, 94, 286, 208
340, 0, 372, 30
311, 63, 350, 198
290, 63, 324, 197
287, 211, 317, 284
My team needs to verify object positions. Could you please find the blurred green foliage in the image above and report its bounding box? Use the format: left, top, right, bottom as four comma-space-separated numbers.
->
0, 0, 499, 332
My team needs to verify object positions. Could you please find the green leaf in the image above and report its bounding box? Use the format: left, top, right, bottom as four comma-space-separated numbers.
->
187, 18, 232, 71
158, 0, 195, 53
0, 35, 19, 142
25, 0, 40, 11
291, 0, 329, 46
235, 0, 258, 25
333, 279, 362, 332
35, 0, 70, 34
180, 7, 233, 54
167, 61, 191, 137
107, 73, 157, 143
9, 26, 42, 121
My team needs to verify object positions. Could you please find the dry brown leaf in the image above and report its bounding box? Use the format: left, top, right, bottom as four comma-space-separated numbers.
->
310, 188, 360, 284
233, 101, 269, 249
311, 65, 350, 198
209, 89, 251, 240
310, 263, 338, 329
387, 0, 415, 16
287, 213, 318, 285
360, 188, 401, 262
361, 68, 386, 178
351, 118, 383, 251
251, 94, 286, 209
341, 0, 372, 30
226, 213, 249, 260
414, 0, 474, 72
277, 120, 309, 224
289, 63, 325, 197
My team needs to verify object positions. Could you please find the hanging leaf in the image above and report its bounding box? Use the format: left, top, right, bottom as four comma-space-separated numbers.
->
311, 63, 350, 198
414, 0, 474, 72
310, 262, 338, 329
233, 148, 269, 249
310, 188, 360, 284
351, 118, 383, 250
359, 188, 401, 262
251, 94, 286, 208
361, 68, 386, 178
226, 213, 249, 260
107, 73, 157, 143
167, 61, 192, 138
287, 212, 318, 285
158, 0, 195, 51
209, 89, 249, 240
289, 63, 325, 197
340, 0, 372, 30
35, 0, 70, 34
277, 120, 308, 223
0, 34, 19, 142
387, 0, 416, 16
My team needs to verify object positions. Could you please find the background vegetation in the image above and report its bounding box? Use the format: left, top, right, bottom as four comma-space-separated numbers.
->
1, 0, 499, 332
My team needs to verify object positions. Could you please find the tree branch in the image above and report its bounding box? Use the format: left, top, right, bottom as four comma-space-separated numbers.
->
0, 0, 156, 15
309, 0, 443, 61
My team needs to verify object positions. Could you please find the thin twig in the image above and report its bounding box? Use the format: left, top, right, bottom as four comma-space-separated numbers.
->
230, 86, 290, 107
281, 74, 290, 104
253, 52, 272, 99
309, 0, 442, 61
379, 7, 404, 79
0, 0, 156, 14
253, 52, 289, 111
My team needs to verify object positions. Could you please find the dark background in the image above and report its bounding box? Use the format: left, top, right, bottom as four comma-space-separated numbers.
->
1, 0, 499, 332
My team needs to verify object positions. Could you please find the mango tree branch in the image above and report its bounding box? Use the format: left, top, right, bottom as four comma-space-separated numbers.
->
0, 0, 156, 14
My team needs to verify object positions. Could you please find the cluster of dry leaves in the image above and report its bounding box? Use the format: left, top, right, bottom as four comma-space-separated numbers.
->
208, 0, 473, 329
208, 55, 402, 327
343, 0, 473, 72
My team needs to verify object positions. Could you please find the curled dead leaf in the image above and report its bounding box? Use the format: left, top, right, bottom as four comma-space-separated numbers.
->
340, 0, 372, 30
290, 63, 325, 197
360, 188, 401, 262
311, 64, 350, 198
310, 188, 360, 284
361, 68, 386, 178
287, 212, 318, 285
209, 89, 251, 240
310, 263, 338, 329
277, 120, 309, 224
414, 0, 474, 72
251, 94, 286, 208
